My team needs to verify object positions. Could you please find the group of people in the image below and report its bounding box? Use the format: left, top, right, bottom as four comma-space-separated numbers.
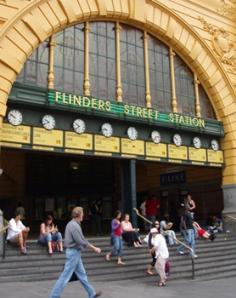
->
5, 194, 224, 295
6, 212, 63, 256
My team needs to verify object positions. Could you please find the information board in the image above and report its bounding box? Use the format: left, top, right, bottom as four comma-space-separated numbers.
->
95, 135, 120, 153
189, 148, 207, 162
121, 139, 145, 155
168, 145, 188, 160
207, 150, 224, 163
1, 124, 31, 144
33, 128, 63, 147
146, 142, 167, 158
65, 132, 93, 150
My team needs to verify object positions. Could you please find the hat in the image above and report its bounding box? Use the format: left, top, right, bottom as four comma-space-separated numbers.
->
150, 227, 158, 234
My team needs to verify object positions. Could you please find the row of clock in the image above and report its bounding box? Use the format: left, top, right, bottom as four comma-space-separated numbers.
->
7, 109, 220, 150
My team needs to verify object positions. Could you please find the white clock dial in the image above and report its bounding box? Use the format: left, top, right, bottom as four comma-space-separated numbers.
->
73, 119, 86, 134
193, 137, 201, 149
151, 130, 161, 144
211, 139, 219, 151
127, 127, 138, 141
7, 109, 23, 126
173, 133, 182, 147
101, 123, 113, 137
42, 114, 56, 130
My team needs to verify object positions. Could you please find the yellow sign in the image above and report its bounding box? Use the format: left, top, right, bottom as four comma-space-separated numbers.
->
146, 142, 167, 158
121, 139, 145, 155
168, 145, 188, 160
207, 150, 224, 163
65, 132, 92, 150
1, 124, 31, 144
95, 135, 120, 153
189, 148, 207, 162
33, 128, 63, 147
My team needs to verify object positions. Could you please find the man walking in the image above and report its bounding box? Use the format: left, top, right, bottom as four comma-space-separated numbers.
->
49, 206, 102, 298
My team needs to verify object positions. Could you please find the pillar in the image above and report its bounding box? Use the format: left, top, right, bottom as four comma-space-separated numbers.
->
121, 159, 137, 227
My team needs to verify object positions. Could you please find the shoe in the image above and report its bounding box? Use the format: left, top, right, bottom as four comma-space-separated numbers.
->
20, 248, 28, 255
105, 253, 111, 261
178, 251, 184, 255
117, 261, 125, 265
193, 254, 198, 258
94, 291, 102, 297
146, 270, 154, 276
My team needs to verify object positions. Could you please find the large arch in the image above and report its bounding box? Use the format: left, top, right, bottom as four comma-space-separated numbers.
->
0, 0, 236, 204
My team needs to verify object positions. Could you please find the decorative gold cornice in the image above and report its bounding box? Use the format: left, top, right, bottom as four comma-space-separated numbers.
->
198, 16, 236, 67
143, 31, 151, 108
115, 22, 122, 102
217, 0, 236, 19
48, 35, 56, 89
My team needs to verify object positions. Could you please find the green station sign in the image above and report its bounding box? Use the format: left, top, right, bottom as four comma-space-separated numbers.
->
48, 90, 224, 136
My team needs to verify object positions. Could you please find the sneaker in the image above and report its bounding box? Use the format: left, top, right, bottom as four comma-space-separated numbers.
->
94, 291, 102, 297
178, 251, 184, 255
193, 254, 198, 258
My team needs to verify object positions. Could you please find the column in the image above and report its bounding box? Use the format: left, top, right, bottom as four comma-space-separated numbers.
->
115, 22, 122, 102
121, 159, 137, 228
0, 209, 4, 257
47, 35, 56, 89
222, 185, 236, 234
169, 47, 178, 113
194, 73, 201, 117
143, 31, 151, 108
83, 22, 90, 96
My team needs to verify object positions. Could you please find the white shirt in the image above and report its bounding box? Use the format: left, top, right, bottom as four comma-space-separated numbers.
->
151, 233, 169, 259
7, 218, 26, 240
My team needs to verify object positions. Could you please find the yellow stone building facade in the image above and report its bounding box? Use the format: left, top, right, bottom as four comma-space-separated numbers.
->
0, 0, 236, 231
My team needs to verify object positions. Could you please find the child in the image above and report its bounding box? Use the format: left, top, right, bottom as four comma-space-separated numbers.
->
193, 221, 215, 241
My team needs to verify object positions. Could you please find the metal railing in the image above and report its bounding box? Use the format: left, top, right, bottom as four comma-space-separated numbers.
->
224, 214, 236, 222
133, 208, 195, 280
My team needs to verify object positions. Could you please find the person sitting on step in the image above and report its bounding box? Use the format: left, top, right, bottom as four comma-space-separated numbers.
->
160, 213, 177, 246
121, 213, 142, 247
38, 214, 63, 255
7, 211, 30, 255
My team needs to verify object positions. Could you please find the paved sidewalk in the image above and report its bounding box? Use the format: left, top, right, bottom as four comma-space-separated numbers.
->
0, 277, 236, 298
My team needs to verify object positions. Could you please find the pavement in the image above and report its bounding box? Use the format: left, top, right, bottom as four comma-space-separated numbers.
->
0, 277, 236, 298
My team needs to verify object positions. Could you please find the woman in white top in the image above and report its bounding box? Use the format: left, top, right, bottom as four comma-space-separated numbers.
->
121, 214, 142, 247
7, 211, 30, 255
151, 227, 169, 286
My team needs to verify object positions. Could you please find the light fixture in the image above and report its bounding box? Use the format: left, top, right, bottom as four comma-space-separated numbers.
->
0, 168, 3, 176
70, 162, 79, 170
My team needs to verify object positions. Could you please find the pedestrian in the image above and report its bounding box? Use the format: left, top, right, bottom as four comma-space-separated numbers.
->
49, 206, 102, 298
177, 206, 197, 258
105, 210, 125, 265
151, 227, 169, 286
160, 213, 177, 246
145, 221, 160, 275
185, 194, 196, 218
145, 194, 160, 230
90, 199, 103, 235
121, 213, 142, 247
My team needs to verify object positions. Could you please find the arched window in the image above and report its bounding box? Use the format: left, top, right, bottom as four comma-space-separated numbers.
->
16, 41, 48, 87
148, 35, 171, 111
120, 24, 145, 106
15, 21, 216, 120
89, 22, 116, 100
174, 55, 195, 116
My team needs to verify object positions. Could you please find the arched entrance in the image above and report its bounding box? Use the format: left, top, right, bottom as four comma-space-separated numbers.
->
0, 0, 236, 231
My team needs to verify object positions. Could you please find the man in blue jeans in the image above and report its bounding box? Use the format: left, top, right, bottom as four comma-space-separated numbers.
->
177, 206, 197, 258
49, 206, 102, 298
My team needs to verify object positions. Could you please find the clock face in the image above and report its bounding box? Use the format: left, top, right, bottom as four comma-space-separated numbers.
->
151, 130, 161, 144
42, 114, 56, 130
73, 119, 86, 134
173, 134, 182, 147
193, 137, 201, 149
211, 139, 219, 151
7, 109, 23, 126
127, 127, 138, 141
101, 123, 113, 137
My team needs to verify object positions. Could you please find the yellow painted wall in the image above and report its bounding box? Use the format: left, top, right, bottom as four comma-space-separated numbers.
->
0, 0, 236, 186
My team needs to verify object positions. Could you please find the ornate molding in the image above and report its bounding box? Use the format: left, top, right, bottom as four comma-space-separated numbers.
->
217, 0, 236, 19
199, 16, 236, 67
